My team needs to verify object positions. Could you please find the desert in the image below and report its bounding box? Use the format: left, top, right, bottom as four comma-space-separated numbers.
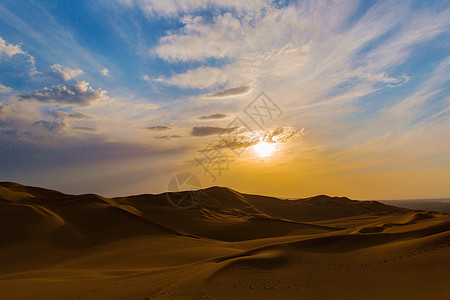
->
1, 182, 449, 299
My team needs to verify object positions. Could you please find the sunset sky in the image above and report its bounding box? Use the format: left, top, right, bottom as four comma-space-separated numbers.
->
0, 0, 449, 200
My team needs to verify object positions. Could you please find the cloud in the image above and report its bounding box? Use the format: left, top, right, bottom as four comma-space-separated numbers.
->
33, 119, 71, 135
155, 135, 182, 139
0, 36, 37, 74
134, 102, 159, 110
146, 125, 174, 131
191, 125, 237, 136
154, 11, 311, 89
48, 110, 96, 120
49, 64, 83, 82
207, 85, 251, 98
116, 0, 268, 18
152, 2, 449, 108
165, 66, 232, 89
134, 103, 159, 110
218, 126, 303, 150
383, 56, 450, 127
0, 100, 103, 143
0, 36, 25, 57
260, 126, 303, 143
154, 11, 312, 62
74, 126, 99, 133
0, 102, 15, 120
0, 84, 12, 94
18, 81, 110, 107
101, 68, 110, 77
142, 74, 164, 82
198, 113, 230, 120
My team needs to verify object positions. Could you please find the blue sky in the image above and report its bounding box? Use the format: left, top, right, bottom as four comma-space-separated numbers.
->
0, 0, 449, 199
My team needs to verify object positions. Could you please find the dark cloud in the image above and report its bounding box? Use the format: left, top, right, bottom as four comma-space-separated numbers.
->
74, 126, 97, 132
199, 126, 303, 151
155, 135, 182, 139
146, 125, 174, 131
191, 126, 237, 137
48, 110, 95, 119
207, 85, 251, 98
33, 119, 70, 134
198, 113, 230, 120
213, 135, 259, 150
261, 127, 303, 143
18, 81, 109, 107
0, 101, 102, 141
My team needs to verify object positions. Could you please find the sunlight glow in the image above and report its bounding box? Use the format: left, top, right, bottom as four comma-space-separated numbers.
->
253, 141, 276, 157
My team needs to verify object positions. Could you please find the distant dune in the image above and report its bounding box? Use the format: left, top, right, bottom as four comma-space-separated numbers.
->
379, 199, 450, 214
0, 182, 449, 299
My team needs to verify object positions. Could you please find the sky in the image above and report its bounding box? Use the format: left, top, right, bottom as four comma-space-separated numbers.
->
0, 0, 449, 200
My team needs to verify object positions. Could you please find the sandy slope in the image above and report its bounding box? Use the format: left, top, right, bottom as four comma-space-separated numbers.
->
0, 182, 449, 299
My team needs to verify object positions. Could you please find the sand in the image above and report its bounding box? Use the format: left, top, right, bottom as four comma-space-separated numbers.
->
0, 182, 449, 299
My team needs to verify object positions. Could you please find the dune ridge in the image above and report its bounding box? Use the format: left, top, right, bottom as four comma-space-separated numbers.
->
0, 182, 449, 300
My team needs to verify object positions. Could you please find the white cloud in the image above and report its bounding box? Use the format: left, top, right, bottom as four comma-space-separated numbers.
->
0, 36, 37, 74
49, 64, 83, 82
101, 68, 110, 77
142, 74, 164, 82
0, 84, 12, 94
19, 81, 110, 107
142, 74, 151, 81
0, 36, 25, 57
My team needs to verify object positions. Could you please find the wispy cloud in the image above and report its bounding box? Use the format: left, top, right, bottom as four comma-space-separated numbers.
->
164, 66, 233, 89
134, 102, 159, 110
115, 0, 268, 18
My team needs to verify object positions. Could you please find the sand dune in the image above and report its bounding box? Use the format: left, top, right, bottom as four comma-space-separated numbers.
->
0, 182, 449, 299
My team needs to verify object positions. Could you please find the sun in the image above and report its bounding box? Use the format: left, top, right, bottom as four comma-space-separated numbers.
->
253, 141, 276, 157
